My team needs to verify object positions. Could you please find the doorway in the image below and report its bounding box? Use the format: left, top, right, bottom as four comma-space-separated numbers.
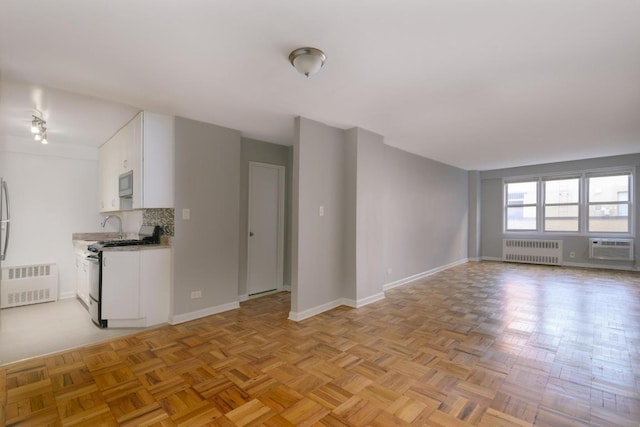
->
247, 162, 285, 296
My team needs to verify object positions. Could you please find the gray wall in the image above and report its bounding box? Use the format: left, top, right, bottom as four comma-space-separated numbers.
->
292, 117, 348, 314
353, 128, 385, 300
468, 171, 482, 260
479, 153, 640, 269
173, 117, 241, 316
238, 138, 292, 297
382, 146, 469, 283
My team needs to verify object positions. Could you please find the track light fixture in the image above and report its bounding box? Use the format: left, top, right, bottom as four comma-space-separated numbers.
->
30, 115, 48, 144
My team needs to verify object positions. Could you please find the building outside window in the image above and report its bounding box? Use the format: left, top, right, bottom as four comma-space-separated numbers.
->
587, 173, 631, 233
504, 170, 633, 234
544, 178, 580, 232
505, 181, 537, 231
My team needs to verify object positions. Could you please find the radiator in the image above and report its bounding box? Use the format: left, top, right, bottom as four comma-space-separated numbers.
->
1, 263, 58, 308
503, 239, 563, 266
590, 238, 634, 261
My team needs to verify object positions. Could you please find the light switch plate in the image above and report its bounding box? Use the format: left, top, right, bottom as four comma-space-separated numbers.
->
319, 206, 325, 217
182, 208, 190, 220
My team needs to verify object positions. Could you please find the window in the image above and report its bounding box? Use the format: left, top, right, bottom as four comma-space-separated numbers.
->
505, 181, 537, 231
587, 173, 631, 233
504, 169, 633, 235
544, 178, 579, 232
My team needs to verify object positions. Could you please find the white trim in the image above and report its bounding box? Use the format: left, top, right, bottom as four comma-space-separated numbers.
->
383, 258, 468, 291
247, 162, 286, 295
289, 299, 344, 322
468, 257, 482, 262
346, 292, 385, 308
238, 294, 248, 302
283, 284, 291, 292
59, 291, 76, 299
288, 292, 386, 322
169, 301, 240, 325
108, 318, 148, 328
481, 257, 637, 272
562, 261, 636, 272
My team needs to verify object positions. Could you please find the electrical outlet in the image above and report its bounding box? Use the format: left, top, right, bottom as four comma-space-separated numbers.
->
182, 208, 191, 220
569, 251, 575, 258
319, 206, 325, 217
190, 290, 202, 299
386, 267, 392, 275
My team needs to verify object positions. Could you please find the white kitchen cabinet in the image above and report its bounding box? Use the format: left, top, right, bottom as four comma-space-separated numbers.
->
101, 248, 171, 327
98, 111, 173, 212
140, 112, 174, 208
98, 134, 121, 212
101, 251, 140, 320
140, 248, 171, 326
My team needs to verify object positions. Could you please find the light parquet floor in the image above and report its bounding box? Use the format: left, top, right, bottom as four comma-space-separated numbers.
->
1, 261, 639, 426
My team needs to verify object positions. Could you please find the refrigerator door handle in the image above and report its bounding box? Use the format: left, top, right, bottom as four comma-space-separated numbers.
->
1, 180, 9, 261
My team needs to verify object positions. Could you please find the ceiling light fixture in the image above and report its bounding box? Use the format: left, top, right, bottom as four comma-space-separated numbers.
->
289, 47, 326, 77
30, 115, 48, 144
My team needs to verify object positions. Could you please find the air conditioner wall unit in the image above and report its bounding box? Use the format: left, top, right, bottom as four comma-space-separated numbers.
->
589, 238, 634, 261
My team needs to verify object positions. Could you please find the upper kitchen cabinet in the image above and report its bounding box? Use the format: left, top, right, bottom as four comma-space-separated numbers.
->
99, 111, 174, 212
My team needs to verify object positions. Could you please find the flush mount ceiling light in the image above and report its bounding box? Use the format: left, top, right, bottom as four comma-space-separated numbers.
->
30, 114, 48, 144
289, 47, 326, 77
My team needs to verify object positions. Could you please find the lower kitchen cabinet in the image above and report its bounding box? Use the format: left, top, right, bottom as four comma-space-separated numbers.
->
101, 248, 171, 327
102, 251, 140, 320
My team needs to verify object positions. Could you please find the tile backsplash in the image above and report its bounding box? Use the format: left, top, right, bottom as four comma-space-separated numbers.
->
143, 208, 175, 236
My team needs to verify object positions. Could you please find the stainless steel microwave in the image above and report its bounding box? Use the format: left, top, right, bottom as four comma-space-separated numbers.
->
119, 171, 133, 198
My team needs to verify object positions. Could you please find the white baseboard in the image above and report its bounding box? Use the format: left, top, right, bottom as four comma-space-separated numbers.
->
169, 301, 240, 325
481, 257, 637, 272
562, 261, 636, 272
468, 257, 482, 262
383, 258, 468, 291
343, 292, 385, 308
238, 294, 248, 302
481, 256, 503, 262
58, 291, 76, 300
283, 284, 291, 292
289, 299, 344, 322
288, 291, 386, 322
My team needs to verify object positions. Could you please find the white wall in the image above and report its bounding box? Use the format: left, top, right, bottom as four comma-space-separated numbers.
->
0, 136, 104, 298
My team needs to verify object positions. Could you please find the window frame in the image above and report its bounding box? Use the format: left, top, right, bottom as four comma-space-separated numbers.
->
502, 168, 634, 237
542, 176, 581, 233
586, 171, 633, 234
504, 178, 539, 232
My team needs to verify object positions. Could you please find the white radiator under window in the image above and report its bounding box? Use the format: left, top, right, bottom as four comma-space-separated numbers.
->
1, 263, 58, 308
590, 238, 634, 261
503, 239, 563, 266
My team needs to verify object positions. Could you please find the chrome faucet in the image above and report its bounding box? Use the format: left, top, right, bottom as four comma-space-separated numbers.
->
101, 215, 123, 239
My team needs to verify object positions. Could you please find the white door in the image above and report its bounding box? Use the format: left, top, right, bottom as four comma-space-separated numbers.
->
247, 162, 285, 296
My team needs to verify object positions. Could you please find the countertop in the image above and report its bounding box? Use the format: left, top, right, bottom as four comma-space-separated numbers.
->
100, 244, 171, 252
72, 232, 171, 252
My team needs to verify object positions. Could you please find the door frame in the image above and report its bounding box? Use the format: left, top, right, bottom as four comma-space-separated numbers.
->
247, 161, 285, 296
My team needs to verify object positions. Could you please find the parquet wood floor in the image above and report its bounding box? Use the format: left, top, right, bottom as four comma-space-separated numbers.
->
1, 261, 639, 426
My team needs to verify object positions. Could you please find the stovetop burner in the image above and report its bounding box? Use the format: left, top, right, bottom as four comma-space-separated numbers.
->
88, 225, 161, 252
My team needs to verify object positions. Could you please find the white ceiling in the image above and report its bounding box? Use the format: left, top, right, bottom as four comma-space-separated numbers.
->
1, 0, 639, 170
